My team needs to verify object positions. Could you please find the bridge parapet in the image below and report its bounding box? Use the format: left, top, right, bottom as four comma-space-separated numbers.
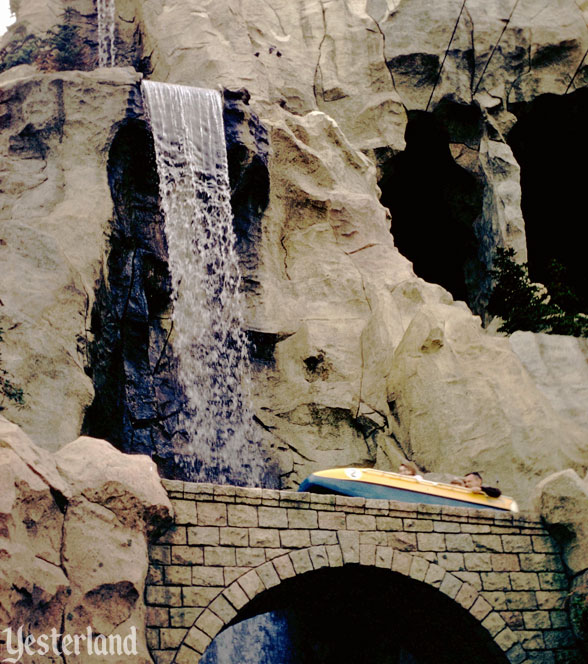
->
146, 480, 577, 664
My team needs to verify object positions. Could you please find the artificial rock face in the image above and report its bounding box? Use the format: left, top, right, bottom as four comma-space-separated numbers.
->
1, 0, 588, 506
0, 417, 171, 664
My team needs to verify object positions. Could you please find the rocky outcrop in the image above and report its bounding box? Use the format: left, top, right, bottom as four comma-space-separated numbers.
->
0, 64, 142, 450
535, 470, 588, 653
510, 331, 588, 433
0, 1, 587, 507
0, 416, 171, 663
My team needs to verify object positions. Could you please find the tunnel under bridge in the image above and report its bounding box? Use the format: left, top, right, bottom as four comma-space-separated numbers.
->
146, 481, 576, 664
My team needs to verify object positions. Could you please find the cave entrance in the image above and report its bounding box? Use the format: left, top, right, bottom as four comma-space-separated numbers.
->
200, 567, 509, 664
507, 89, 588, 314
378, 107, 484, 311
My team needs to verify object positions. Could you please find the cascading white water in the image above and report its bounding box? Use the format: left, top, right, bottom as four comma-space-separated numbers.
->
97, 0, 115, 67
142, 80, 264, 486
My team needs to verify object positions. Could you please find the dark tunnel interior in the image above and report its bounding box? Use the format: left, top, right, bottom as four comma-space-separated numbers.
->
507, 89, 588, 314
202, 567, 509, 664
378, 110, 484, 309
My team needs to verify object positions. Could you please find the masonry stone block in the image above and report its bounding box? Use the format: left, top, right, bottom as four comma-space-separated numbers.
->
236, 547, 266, 567
510, 573, 540, 591
309, 545, 329, 569
465, 553, 493, 571
360, 544, 377, 566
173, 500, 198, 525
192, 566, 224, 587
227, 504, 258, 527
338, 531, 360, 563
172, 546, 204, 565
147, 586, 182, 607
170, 607, 203, 627
289, 549, 314, 575
204, 546, 236, 567
220, 527, 248, 546
257, 561, 281, 589
196, 609, 224, 638
197, 503, 227, 526
482, 572, 512, 591
223, 567, 249, 584
223, 582, 249, 610
346, 514, 377, 530
326, 544, 344, 567
455, 582, 478, 610
446, 533, 475, 551
182, 586, 222, 607
273, 554, 296, 579
403, 518, 433, 532
482, 611, 507, 636
188, 527, 220, 546
492, 554, 521, 572
392, 550, 412, 576
409, 556, 429, 582
376, 546, 393, 569
310, 530, 337, 545
470, 596, 492, 621
160, 627, 187, 649
318, 511, 346, 530
388, 531, 417, 551
184, 626, 210, 654
376, 516, 403, 530
280, 529, 311, 548
495, 628, 518, 652
417, 533, 446, 551
259, 506, 289, 528
437, 552, 465, 571
439, 573, 462, 599
535, 591, 566, 610
424, 562, 446, 588
238, 570, 265, 599
287, 509, 318, 529
504, 591, 538, 610
472, 535, 504, 552
165, 565, 192, 585
503, 535, 533, 553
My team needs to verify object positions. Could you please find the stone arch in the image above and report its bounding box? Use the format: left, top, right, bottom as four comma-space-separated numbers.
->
172, 545, 522, 663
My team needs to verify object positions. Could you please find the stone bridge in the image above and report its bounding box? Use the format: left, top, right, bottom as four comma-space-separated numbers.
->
146, 480, 576, 664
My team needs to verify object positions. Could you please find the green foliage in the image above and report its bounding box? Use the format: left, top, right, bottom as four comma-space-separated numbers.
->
0, 326, 24, 411
0, 7, 85, 74
45, 7, 84, 71
0, 34, 39, 73
489, 248, 588, 337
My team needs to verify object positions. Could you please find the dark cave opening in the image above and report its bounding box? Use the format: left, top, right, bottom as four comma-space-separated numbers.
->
202, 567, 508, 664
378, 108, 484, 310
507, 89, 588, 314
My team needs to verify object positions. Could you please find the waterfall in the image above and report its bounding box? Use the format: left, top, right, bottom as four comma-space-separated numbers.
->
142, 81, 264, 486
97, 0, 115, 67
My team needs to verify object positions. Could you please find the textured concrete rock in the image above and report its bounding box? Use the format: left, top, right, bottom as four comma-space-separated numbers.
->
0, 417, 172, 664
0, 66, 142, 450
534, 469, 588, 575
510, 331, 588, 433
1, 0, 587, 510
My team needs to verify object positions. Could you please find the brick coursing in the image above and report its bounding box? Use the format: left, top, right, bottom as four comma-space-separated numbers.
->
146, 480, 580, 664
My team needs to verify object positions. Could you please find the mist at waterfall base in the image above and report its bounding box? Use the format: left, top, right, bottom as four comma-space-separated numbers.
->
142, 81, 266, 487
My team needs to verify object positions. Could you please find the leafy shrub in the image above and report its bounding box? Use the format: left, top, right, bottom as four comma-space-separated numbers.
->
0, 7, 87, 74
488, 247, 588, 337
